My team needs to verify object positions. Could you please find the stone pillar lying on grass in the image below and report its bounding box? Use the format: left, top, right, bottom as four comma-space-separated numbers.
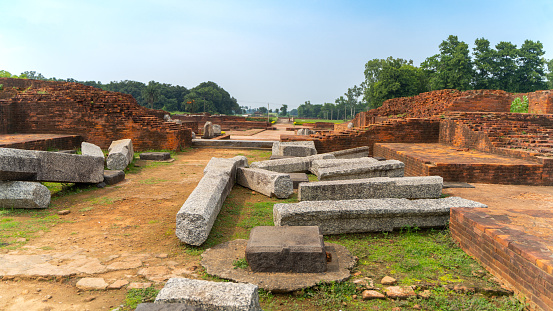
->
0, 181, 51, 209
236, 168, 293, 198
298, 176, 443, 201
176, 156, 247, 246
311, 159, 405, 181
155, 278, 262, 311
250, 154, 335, 173
0, 148, 104, 183
272, 141, 317, 157
274, 197, 487, 234
106, 139, 133, 171
323, 146, 370, 159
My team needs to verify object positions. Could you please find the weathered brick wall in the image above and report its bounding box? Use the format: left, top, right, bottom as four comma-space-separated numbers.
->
281, 118, 440, 154
450, 208, 553, 311
0, 135, 83, 151
0, 78, 192, 151
171, 114, 270, 133
514, 90, 553, 114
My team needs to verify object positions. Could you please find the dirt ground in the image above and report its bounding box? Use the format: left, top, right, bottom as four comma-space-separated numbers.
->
0, 148, 270, 311
1, 146, 552, 310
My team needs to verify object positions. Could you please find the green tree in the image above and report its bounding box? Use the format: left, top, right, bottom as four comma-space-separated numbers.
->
422, 35, 473, 91
142, 81, 160, 109
547, 59, 553, 89
280, 104, 288, 116
472, 38, 497, 89
182, 81, 239, 115
258, 106, 268, 114
516, 40, 548, 92
494, 41, 519, 92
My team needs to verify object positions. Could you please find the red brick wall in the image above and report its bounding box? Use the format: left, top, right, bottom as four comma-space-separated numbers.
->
0, 78, 192, 151
450, 208, 553, 311
281, 118, 440, 155
0, 135, 83, 151
171, 114, 270, 133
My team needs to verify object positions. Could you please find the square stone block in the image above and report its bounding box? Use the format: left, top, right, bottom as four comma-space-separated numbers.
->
245, 226, 326, 273
288, 173, 309, 189
140, 152, 171, 161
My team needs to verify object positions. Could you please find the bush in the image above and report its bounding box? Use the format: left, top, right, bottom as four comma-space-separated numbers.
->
510, 96, 529, 113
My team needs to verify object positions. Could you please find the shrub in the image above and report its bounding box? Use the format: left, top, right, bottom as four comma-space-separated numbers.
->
510, 96, 529, 113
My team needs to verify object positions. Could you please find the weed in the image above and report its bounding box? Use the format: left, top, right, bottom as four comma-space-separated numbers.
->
79, 206, 94, 212
120, 287, 159, 311
233, 257, 248, 269
139, 178, 168, 185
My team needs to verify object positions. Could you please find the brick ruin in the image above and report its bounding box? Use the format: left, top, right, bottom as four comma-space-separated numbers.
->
0, 78, 192, 151
282, 89, 553, 186
171, 114, 271, 134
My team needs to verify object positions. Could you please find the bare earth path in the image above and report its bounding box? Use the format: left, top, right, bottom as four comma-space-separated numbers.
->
0, 148, 268, 311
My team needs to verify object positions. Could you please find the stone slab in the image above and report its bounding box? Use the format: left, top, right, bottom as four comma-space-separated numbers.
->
81, 142, 104, 159
106, 139, 133, 170
76, 277, 108, 290
269, 155, 296, 160
288, 172, 309, 189
273, 197, 487, 234
140, 152, 171, 161
272, 141, 316, 156
298, 176, 443, 201
443, 181, 475, 189
250, 154, 335, 173
135, 303, 205, 311
236, 168, 293, 198
312, 159, 405, 181
177, 157, 246, 246
103, 170, 125, 185
324, 146, 370, 159
245, 226, 326, 273
155, 278, 262, 311
0, 148, 104, 183
201, 239, 356, 292
0, 181, 51, 209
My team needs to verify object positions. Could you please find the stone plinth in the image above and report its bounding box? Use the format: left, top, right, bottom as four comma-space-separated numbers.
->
236, 168, 293, 199
103, 170, 125, 185
298, 176, 443, 201
139, 152, 171, 161
245, 226, 326, 273
312, 159, 405, 181
250, 154, 335, 173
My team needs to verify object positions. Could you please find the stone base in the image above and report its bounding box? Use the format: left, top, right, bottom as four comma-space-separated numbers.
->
140, 152, 171, 161
103, 170, 125, 185
245, 226, 326, 273
201, 239, 355, 293
288, 173, 309, 189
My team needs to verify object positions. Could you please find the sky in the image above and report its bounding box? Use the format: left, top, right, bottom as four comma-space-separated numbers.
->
1, 0, 552, 110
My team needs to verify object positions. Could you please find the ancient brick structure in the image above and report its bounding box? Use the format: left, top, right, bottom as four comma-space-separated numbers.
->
450, 208, 553, 311
171, 114, 270, 134
0, 78, 191, 151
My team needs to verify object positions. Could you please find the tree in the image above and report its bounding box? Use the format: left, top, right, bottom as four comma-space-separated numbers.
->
182, 81, 240, 115
258, 106, 268, 114
516, 40, 547, 92
547, 59, 553, 89
494, 41, 519, 92
142, 81, 160, 109
472, 38, 497, 89
280, 104, 288, 116
422, 35, 473, 91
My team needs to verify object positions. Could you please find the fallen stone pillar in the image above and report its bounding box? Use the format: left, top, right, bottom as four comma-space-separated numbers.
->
155, 278, 262, 311
298, 176, 443, 201
311, 159, 405, 181
250, 154, 335, 173
139, 152, 171, 161
106, 139, 133, 170
0, 148, 104, 183
81, 142, 104, 159
236, 168, 293, 199
176, 156, 246, 246
0, 181, 51, 209
324, 146, 370, 159
272, 141, 317, 157
274, 197, 487, 234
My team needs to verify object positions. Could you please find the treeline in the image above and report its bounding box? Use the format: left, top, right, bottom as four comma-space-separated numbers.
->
0, 70, 241, 115
298, 35, 553, 118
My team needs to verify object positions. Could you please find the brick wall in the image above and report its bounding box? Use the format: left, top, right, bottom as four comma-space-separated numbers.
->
0, 78, 192, 151
281, 118, 440, 154
450, 208, 553, 311
171, 114, 270, 133
0, 135, 83, 151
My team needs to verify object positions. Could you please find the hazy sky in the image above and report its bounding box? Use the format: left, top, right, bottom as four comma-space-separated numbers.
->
1, 0, 552, 109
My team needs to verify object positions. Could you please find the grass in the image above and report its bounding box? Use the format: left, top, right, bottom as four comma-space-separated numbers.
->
0, 211, 68, 249
120, 287, 159, 311
233, 257, 248, 269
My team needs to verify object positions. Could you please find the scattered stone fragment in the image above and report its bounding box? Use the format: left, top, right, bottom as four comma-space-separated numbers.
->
362, 290, 386, 300
274, 197, 487, 234
155, 278, 262, 311
213, 124, 222, 135
236, 168, 293, 199
298, 176, 443, 201
135, 303, 205, 311
140, 152, 171, 161
106, 139, 134, 170
418, 289, 432, 299
57, 210, 70, 215
385, 286, 416, 299
202, 121, 214, 139
76, 278, 108, 290
297, 128, 315, 136
128, 282, 153, 289
288, 172, 309, 189
107, 280, 129, 290
103, 170, 125, 185
0, 181, 51, 209
353, 277, 374, 289
83, 296, 96, 302
272, 141, 317, 157
381, 276, 396, 285
250, 154, 335, 173
312, 159, 404, 181
81, 142, 104, 159
322, 146, 370, 159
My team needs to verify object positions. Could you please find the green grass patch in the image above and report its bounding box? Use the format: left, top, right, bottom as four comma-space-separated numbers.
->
139, 178, 169, 185
293, 119, 345, 125
120, 287, 159, 311
0, 212, 68, 249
